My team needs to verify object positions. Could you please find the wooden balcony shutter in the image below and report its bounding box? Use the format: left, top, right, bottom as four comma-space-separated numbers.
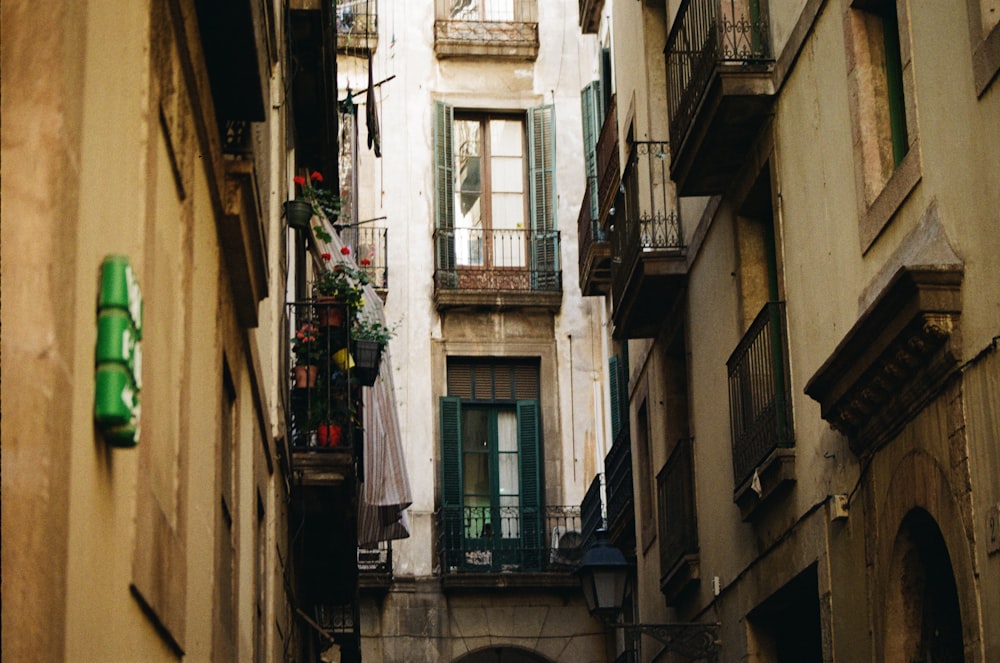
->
581, 81, 602, 221
528, 104, 558, 289
517, 399, 542, 561
609, 354, 622, 439
439, 396, 463, 564
434, 101, 456, 279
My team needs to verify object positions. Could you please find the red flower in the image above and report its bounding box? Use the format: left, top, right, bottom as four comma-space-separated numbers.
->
293, 175, 306, 186
310, 171, 324, 182
321, 252, 332, 261
359, 258, 371, 266
340, 246, 351, 255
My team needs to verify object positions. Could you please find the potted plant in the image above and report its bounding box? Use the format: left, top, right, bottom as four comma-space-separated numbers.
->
287, 171, 341, 231
314, 251, 369, 327
351, 316, 397, 386
291, 322, 322, 387
308, 386, 357, 448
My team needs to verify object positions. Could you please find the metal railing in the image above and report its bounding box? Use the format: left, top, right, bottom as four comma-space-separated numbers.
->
727, 301, 793, 486
657, 438, 698, 581
666, 0, 773, 148
438, 505, 582, 573
434, 228, 561, 292
339, 225, 388, 290
595, 95, 619, 223
611, 141, 683, 301
578, 178, 606, 266
434, 0, 538, 49
605, 424, 634, 533
358, 541, 392, 575
336, 0, 378, 50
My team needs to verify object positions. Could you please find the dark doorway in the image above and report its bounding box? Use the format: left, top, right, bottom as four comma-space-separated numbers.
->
748, 564, 823, 662
885, 508, 965, 663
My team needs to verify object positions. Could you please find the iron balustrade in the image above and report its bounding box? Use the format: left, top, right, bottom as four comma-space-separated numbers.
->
358, 541, 392, 575
605, 424, 634, 534
665, 0, 773, 148
657, 438, 698, 583
611, 141, 683, 304
438, 505, 582, 573
338, 225, 388, 290
335, 0, 378, 48
434, 0, 538, 50
434, 227, 561, 292
578, 178, 605, 265
727, 301, 793, 487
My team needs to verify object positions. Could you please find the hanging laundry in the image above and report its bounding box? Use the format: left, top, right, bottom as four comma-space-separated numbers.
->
366, 52, 382, 157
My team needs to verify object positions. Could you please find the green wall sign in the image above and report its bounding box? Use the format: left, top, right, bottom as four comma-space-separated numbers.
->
94, 255, 142, 447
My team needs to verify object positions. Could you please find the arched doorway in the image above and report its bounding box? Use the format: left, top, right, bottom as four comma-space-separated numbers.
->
884, 508, 964, 663
453, 646, 553, 663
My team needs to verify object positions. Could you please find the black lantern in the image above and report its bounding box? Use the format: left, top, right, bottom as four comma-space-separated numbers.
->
576, 530, 629, 620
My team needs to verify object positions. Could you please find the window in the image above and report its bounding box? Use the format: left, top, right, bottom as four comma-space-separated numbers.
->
845, 0, 921, 250
440, 359, 543, 571
434, 102, 559, 291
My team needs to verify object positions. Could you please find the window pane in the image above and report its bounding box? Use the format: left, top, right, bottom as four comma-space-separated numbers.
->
454, 120, 482, 238
490, 119, 523, 157
463, 454, 490, 496
462, 409, 489, 452
491, 155, 524, 193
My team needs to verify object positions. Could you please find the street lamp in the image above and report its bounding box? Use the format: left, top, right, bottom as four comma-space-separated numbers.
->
576, 531, 721, 662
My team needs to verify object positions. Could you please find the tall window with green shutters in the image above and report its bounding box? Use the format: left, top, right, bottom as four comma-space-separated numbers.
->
434, 102, 558, 291
440, 358, 543, 571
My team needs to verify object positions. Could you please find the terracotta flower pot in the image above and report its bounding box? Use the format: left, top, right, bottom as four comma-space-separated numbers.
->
317, 423, 342, 448
293, 364, 318, 388
316, 296, 345, 327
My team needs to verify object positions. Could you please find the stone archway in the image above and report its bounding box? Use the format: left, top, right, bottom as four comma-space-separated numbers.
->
453, 645, 554, 663
884, 508, 965, 663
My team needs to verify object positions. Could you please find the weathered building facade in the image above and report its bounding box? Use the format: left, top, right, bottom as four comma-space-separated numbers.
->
578, 0, 1000, 661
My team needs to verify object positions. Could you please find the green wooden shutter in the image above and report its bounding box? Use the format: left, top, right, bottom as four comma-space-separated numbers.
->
881, 5, 908, 166
581, 81, 603, 228
434, 101, 457, 287
609, 355, 621, 440
440, 396, 463, 566
517, 399, 542, 569
528, 104, 559, 290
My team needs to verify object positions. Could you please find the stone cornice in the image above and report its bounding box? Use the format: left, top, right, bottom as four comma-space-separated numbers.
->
805, 267, 963, 456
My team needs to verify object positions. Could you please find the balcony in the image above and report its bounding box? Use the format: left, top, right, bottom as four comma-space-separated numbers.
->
335, 0, 378, 54
339, 225, 388, 293
434, 228, 562, 310
605, 425, 635, 548
358, 541, 392, 590
438, 506, 582, 589
578, 0, 604, 34
286, 300, 365, 488
578, 179, 611, 296
657, 438, 699, 604
610, 141, 686, 339
434, 0, 538, 60
666, 0, 776, 196
595, 95, 619, 230
727, 301, 794, 520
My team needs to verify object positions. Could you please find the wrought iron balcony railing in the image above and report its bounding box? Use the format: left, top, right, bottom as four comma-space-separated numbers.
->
434, 227, 561, 295
666, 0, 773, 150
336, 0, 378, 53
727, 301, 793, 487
657, 438, 698, 594
434, 0, 538, 59
578, 179, 611, 296
438, 505, 581, 574
611, 141, 683, 291
339, 225, 388, 290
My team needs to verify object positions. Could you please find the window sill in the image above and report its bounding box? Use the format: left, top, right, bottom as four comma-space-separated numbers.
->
733, 447, 796, 522
859, 140, 922, 253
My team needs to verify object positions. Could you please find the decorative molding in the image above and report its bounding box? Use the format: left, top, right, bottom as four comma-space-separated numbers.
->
805, 267, 963, 456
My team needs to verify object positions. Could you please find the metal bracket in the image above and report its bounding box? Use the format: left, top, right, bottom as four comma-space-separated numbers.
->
621, 622, 721, 662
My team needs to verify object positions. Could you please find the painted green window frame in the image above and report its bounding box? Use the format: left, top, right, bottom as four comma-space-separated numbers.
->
433, 101, 557, 288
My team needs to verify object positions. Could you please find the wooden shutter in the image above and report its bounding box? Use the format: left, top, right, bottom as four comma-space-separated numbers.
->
581, 81, 602, 224
434, 101, 456, 285
439, 396, 463, 567
517, 399, 542, 568
527, 104, 559, 290
609, 355, 622, 440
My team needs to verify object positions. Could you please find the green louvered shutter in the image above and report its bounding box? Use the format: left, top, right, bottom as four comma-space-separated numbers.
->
434, 102, 456, 288
581, 81, 603, 230
609, 355, 621, 440
517, 399, 542, 569
528, 104, 559, 291
440, 396, 463, 567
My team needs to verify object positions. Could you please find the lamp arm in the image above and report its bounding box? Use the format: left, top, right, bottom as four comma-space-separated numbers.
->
619, 622, 721, 662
